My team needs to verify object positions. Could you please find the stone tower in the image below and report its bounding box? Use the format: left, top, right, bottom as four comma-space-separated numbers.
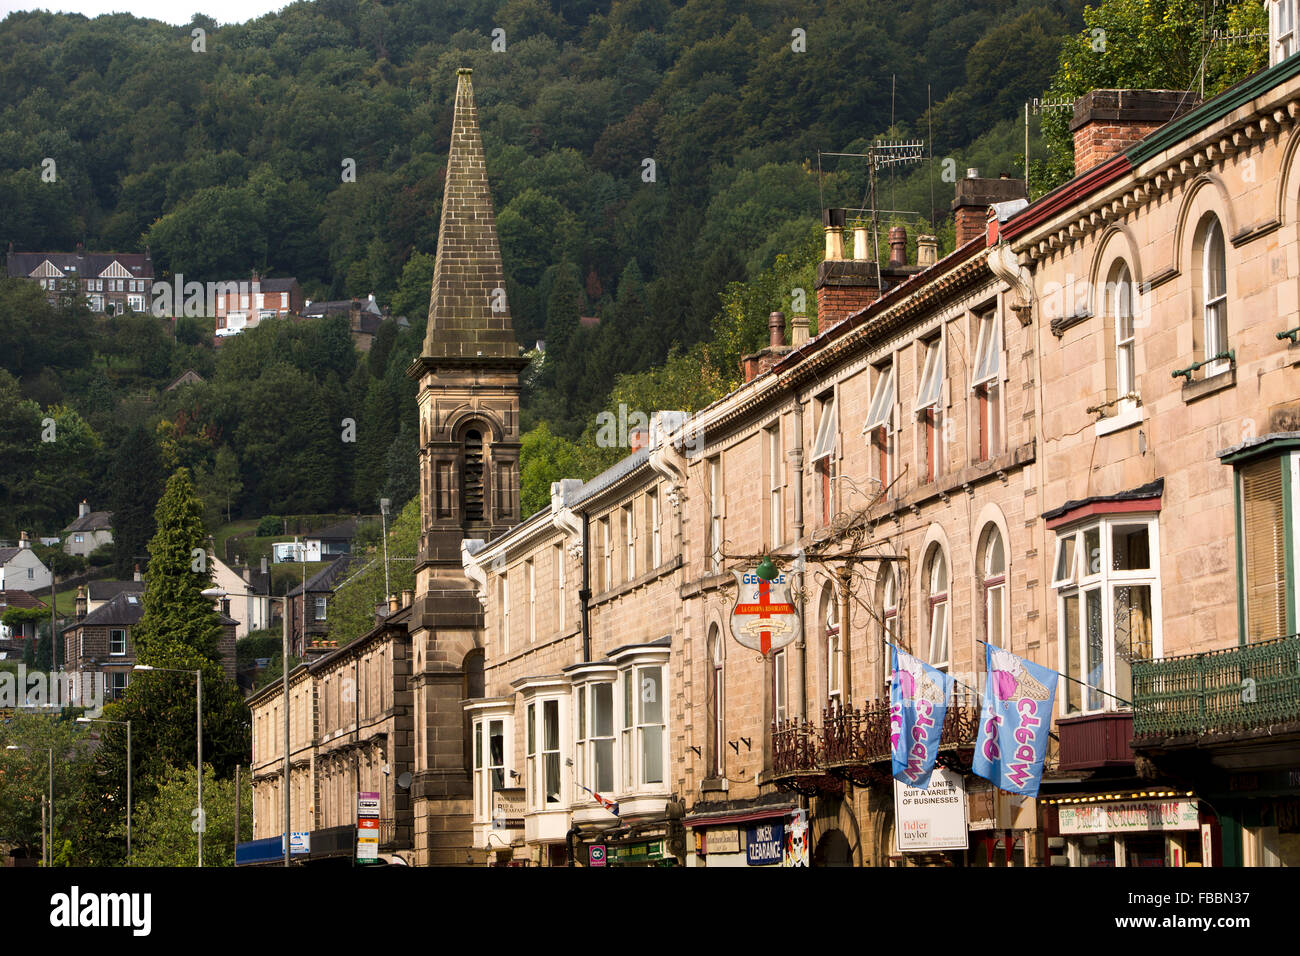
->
406, 68, 526, 865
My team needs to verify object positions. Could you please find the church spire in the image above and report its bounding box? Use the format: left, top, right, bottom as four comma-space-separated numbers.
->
420, 68, 519, 362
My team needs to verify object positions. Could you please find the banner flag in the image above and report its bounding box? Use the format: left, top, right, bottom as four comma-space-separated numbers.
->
889, 645, 954, 790
972, 643, 1057, 797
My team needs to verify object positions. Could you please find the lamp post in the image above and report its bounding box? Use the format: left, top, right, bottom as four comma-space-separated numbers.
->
77, 717, 131, 865
5, 744, 53, 866
133, 665, 202, 866
379, 498, 391, 605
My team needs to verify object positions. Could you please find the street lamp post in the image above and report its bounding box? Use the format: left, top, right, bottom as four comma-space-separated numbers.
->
5, 744, 53, 866
133, 665, 202, 866
77, 717, 131, 865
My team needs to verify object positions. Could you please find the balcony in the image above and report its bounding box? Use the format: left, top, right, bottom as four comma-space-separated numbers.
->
770, 702, 980, 794
1055, 712, 1134, 771
1132, 633, 1300, 743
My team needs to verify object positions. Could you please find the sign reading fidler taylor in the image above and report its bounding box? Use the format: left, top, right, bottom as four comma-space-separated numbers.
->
894, 768, 969, 852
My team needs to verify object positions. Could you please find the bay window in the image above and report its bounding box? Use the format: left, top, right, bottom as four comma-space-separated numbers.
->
524, 695, 564, 810
1053, 516, 1160, 714
570, 665, 617, 804
609, 643, 671, 797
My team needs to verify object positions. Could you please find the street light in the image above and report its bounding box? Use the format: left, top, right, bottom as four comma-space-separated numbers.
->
5, 744, 53, 866
77, 717, 131, 865
133, 664, 202, 866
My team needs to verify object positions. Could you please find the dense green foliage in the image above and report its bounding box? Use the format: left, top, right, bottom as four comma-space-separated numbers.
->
0, 0, 1086, 451
325, 496, 419, 645
120, 764, 252, 867
1034, 0, 1268, 193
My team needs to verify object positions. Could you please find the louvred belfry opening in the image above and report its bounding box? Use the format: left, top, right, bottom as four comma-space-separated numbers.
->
463, 430, 485, 523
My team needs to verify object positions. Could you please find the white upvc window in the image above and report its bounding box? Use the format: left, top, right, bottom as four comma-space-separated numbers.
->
647, 489, 661, 569
1273, 0, 1298, 64
915, 336, 945, 482
526, 558, 535, 643
1108, 263, 1137, 411
1053, 515, 1162, 716
811, 392, 837, 525
925, 547, 950, 670
314, 596, 327, 621
574, 676, 616, 798
109, 628, 127, 656
1202, 217, 1229, 376
525, 697, 564, 810
499, 571, 509, 654
708, 457, 723, 572
554, 543, 565, 633
823, 585, 842, 711
471, 711, 511, 824
633, 665, 665, 786
971, 310, 1002, 461
601, 517, 612, 590
767, 423, 783, 546
623, 503, 635, 582
772, 647, 787, 726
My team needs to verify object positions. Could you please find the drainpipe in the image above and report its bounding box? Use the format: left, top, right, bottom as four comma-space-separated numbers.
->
791, 399, 807, 723
579, 511, 591, 663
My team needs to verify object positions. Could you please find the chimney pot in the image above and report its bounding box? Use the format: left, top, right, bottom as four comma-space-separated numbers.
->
888, 226, 907, 267
79, 500, 89, 518
401, 588, 414, 608
917, 235, 938, 268
388, 593, 400, 613
966, 168, 979, 179
133, 564, 142, 582
852, 226, 870, 261
768, 311, 786, 348
791, 315, 810, 347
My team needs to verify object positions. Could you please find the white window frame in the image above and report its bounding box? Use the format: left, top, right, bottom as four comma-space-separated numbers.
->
708, 457, 723, 572
499, 571, 509, 654
573, 676, 616, 799
768, 423, 783, 547
1053, 515, 1162, 716
812, 392, 837, 524
314, 595, 327, 621
623, 503, 636, 582
554, 543, 566, 633
863, 361, 896, 486
109, 628, 127, 656
1273, 0, 1298, 64
981, 526, 1007, 649
526, 558, 536, 643
602, 517, 612, 590
648, 489, 661, 569
525, 695, 566, 811
470, 711, 512, 824
772, 647, 788, 726
1108, 263, 1137, 411
926, 547, 950, 670
823, 585, 842, 711
915, 337, 945, 481
708, 628, 725, 778
1202, 217, 1229, 377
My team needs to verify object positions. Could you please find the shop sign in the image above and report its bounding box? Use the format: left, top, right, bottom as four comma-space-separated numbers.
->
729, 570, 799, 656
610, 840, 664, 863
707, 828, 740, 854
894, 768, 969, 852
492, 787, 525, 829
588, 844, 606, 867
356, 818, 380, 863
784, 809, 809, 867
357, 791, 380, 818
746, 821, 784, 865
1058, 799, 1198, 834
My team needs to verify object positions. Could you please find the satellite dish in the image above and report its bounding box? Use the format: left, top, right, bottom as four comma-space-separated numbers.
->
397, 772, 412, 790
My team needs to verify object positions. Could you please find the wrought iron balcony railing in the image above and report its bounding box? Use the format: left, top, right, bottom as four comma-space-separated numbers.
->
772, 718, 821, 776
1132, 633, 1300, 740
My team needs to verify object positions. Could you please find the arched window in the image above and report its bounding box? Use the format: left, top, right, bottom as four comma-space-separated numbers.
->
1201, 216, 1229, 375
463, 428, 485, 522
924, 546, 950, 669
822, 585, 842, 711
707, 626, 724, 778
1108, 261, 1136, 408
979, 526, 1007, 648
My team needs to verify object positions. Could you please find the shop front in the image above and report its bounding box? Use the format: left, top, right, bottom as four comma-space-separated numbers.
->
684, 803, 804, 868
1041, 792, 1213, 867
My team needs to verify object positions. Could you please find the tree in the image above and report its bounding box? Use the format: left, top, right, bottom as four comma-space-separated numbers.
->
209, 445, 243, 525
519, 421, 593, 519
119, 764, 252, 867
0, 713, 93, 863
109, 424, 165, 579
1034, 0, 1267, 193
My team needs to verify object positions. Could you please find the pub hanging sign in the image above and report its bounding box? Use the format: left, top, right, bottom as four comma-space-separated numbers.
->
730, 566, 799, 657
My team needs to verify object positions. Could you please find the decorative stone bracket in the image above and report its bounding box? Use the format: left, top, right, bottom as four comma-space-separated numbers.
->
986, 241, 1034, 327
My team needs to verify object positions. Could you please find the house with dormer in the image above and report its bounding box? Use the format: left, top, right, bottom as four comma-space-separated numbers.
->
5, 244, 154, 314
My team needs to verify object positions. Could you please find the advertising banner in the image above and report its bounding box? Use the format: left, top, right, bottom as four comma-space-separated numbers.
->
894, 768, 969, 852
890, 645, 955, 790
972, 644, 1056, 797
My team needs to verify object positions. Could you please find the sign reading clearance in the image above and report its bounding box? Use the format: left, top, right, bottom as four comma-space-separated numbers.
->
1058, 800, 1199, 834
729, 570, 799, 656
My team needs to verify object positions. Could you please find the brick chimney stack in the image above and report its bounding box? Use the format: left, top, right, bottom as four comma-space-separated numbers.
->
815, 208, 880, 331
952, 170, 1028, 247
1070, 89, 1199, 175
75, 585, 87, 621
